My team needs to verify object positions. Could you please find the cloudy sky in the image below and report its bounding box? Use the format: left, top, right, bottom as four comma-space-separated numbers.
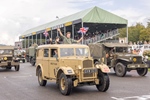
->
0, 0, 150, 45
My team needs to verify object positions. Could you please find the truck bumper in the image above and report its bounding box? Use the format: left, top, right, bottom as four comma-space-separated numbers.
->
127, 64, 148, 68
0, 62, 19, 67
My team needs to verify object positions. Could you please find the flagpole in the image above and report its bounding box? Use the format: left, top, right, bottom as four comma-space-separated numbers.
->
81, 21, 83, 44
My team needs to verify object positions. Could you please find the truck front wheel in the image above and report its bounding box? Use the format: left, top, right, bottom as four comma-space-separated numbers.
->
96, 70, 110, 92
115, 63, 126, 77
59, 73, 72, 95
137, 68, 148, 76
15, 65, 20, 71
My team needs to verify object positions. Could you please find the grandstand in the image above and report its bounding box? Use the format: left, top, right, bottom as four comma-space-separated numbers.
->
19, 6, 128, 48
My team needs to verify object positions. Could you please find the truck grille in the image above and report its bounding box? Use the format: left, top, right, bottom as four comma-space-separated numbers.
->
133, 57, 142, 64
6, 57, 13, 61
83, 60, 92, 68
83, 73, 93, 77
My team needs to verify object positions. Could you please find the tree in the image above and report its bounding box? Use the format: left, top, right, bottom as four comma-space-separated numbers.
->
119, 28, 126, 38
140, 28, 150, 42
147, 19, 150, 28
119, 23, 145, 43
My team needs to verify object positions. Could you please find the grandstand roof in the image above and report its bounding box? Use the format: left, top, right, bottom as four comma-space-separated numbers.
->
20, 6, 127, 39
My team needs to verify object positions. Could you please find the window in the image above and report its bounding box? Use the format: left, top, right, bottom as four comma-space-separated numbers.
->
51, 49, 57, 57
76, 48, 89, 57
60, 48, 74, 57
116, 47, 128, 53
44, 49, 49, 57
0, 49, 12, 55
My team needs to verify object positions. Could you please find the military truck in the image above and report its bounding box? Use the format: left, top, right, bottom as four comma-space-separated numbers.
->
27, 43, 38, 66
0, 45, 20, 71
14, 50, 26, 63
88, 43, 148, 77
36, 44, 110, 95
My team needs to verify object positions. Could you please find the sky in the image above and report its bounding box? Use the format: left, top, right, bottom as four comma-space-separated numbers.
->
0, 0, 150, 45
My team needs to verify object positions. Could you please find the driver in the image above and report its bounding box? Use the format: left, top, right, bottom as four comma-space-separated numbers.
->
53, 50, 58, 57
106, 48, 114, 65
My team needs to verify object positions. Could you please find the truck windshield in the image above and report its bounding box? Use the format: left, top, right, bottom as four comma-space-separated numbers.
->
115, 47, 128, 53
0, 49, 13, 55
76, 48, 89, 57
60, 48, 74, 57
14, 50, 22, 55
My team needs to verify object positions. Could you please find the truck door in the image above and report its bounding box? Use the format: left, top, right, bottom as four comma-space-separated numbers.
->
49, 49, 58, 79
42, 48, 49, 77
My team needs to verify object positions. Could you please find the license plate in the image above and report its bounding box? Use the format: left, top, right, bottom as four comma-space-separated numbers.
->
84, 69, 97, 74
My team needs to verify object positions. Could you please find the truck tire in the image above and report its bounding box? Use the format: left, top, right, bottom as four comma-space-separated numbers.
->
115, 63, 126, 77
15, 65, 20, 71
96, 70, 110, 92
38, 69, 47, 86
23, 60, 25, 63
31, 58, 35, 66
137, 68, 148, 76
59, 73, 72, 95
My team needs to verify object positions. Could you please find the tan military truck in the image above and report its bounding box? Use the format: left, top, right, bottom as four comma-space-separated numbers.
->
0, 45, 20, 71
36, 44, 110, 95
88, 43, 148, 77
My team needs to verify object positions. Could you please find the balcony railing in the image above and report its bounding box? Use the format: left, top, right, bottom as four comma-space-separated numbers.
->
83, 29, 118, 44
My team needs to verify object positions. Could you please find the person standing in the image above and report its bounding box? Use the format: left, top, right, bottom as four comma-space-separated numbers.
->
57, 28, 83, 44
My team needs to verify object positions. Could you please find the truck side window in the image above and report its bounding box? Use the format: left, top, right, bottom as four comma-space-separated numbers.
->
51, 49, 57, 57
44, 49, 49, 57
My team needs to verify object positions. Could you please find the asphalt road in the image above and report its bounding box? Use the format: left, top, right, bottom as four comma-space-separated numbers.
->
0, 63, 150, 100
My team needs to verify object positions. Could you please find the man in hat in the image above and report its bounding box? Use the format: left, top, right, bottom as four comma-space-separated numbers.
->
57, 28, 83, 44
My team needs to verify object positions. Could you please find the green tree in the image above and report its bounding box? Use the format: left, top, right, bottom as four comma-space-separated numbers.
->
119, 23, 145, 42
147, 19, 150, 28
139, 28, 150, 42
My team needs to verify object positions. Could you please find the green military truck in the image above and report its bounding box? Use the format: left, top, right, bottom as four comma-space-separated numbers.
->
88, 43, 148, 77
27, 43, 38, 66
0, 45, 20, 71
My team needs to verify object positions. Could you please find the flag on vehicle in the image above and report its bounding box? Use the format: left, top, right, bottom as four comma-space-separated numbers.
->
43, 30, 49, 37
78, 27, 89, 34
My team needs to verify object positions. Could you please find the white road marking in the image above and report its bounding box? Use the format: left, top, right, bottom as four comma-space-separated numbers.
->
3, 75, 33, 78
111, 94, 150, 100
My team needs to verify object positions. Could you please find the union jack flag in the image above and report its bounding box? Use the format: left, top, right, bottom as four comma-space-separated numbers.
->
43, 30, 49, 37
78, 27, 89, 34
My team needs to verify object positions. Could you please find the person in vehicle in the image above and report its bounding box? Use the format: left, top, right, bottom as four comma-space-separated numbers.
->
55, 37, 61, 44
106, 48, 114, 65
53, 50, 58, 57
57, 28, 83, 44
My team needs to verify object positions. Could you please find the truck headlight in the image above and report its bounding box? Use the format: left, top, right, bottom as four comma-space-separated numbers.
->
133, 58, 137, 62
78, 65, 82, 69
67, 70, 72, 73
